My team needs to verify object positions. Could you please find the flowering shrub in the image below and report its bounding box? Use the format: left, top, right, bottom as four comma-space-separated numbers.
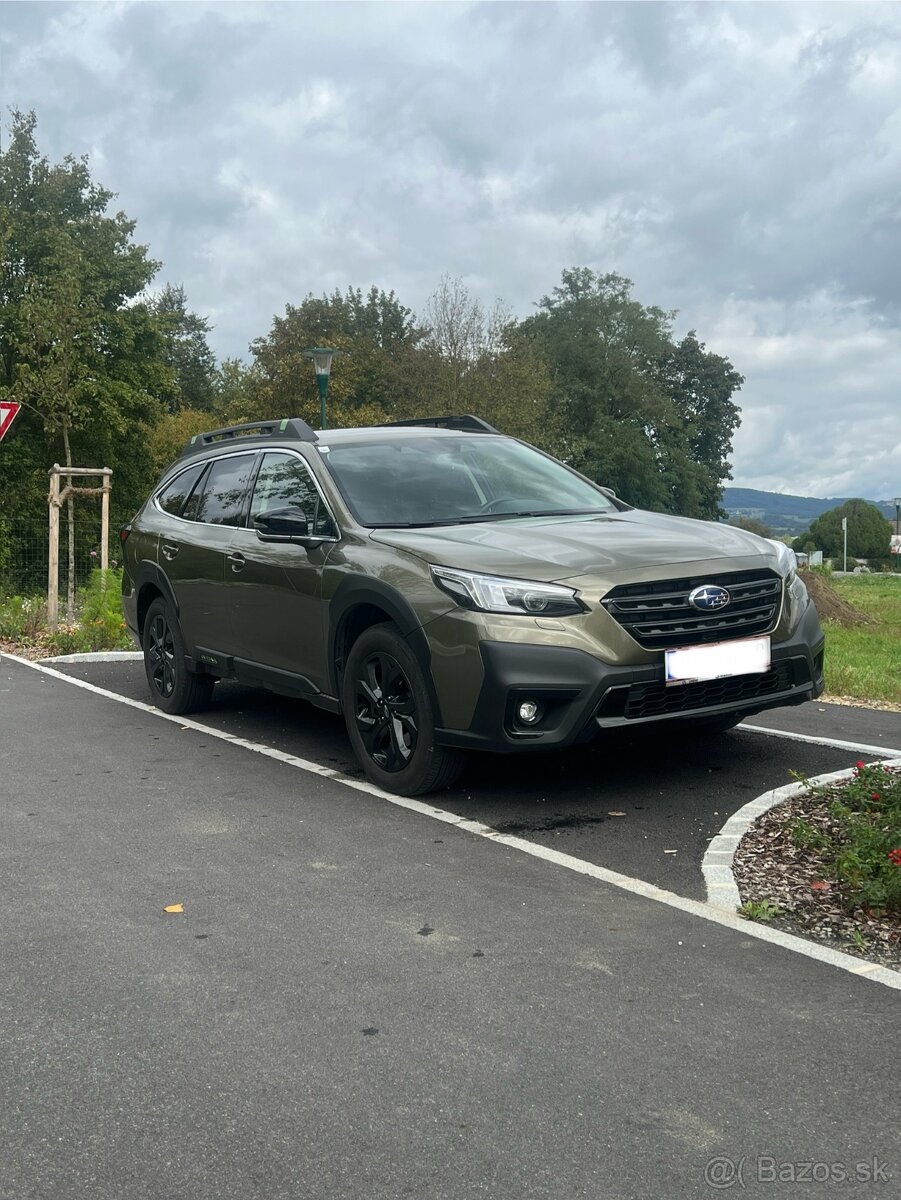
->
793, 761, 901, 916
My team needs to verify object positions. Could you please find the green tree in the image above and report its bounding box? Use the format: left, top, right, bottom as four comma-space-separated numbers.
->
519, 270, 679, 509
246, 286, 422, 427
656, 331, 743, 519
149, 283, 217, 412
402, 277, 553, 442
518, 270, 743, 516
0, 109, 168, 598
805, 500, 892, 560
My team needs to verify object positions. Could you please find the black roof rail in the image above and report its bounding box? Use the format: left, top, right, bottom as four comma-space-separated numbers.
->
179, 418, 318, 458
377, 414, 500, 434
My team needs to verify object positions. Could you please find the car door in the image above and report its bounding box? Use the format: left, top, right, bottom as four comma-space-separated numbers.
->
161, 451, 258, 656
225, 450, 338, 693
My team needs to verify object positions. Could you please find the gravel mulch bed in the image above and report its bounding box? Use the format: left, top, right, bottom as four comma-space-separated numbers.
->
0, 638, 46, 661
733, 778, 901, 972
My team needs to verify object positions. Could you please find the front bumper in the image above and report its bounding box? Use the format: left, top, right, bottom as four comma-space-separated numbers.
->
435, 598, 825, 753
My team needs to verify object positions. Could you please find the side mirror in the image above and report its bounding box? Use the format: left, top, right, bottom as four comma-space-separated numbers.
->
253, 506, 309, 539
599, 486, 618, 500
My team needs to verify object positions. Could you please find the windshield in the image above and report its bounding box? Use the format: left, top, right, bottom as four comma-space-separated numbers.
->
318, 435, 616, 527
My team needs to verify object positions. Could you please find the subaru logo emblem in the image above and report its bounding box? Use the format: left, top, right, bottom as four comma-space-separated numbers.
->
688, 585, 731, 611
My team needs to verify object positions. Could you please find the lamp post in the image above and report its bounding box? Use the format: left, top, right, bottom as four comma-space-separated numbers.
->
305, 347, 338, 430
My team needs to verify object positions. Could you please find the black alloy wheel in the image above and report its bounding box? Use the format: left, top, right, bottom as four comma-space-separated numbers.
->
142, 597, 214, 715
352, 650, 419, 773
146, 610, 177, 700
341, 624, 464, 796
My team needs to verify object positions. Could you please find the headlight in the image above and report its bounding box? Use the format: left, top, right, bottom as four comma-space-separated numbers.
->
431, 565, 585, 617
766, 539, 797, 582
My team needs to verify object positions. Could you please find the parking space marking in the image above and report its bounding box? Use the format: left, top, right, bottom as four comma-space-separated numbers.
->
740, 723, 901, 759
7, 652, 900, 991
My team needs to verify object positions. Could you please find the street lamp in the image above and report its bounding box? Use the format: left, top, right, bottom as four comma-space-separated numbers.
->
305, 347, 338, 430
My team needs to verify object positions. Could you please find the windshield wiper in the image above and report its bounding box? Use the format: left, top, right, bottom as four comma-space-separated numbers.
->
495, 508, 610, 519
367, 508, 610, 529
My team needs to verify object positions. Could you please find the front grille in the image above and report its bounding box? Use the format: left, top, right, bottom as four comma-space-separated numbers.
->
599, 659, 803, 722
602, 569, 782, 650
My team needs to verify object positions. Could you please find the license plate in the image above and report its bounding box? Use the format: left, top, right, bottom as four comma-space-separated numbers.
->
665, 635, 771, 684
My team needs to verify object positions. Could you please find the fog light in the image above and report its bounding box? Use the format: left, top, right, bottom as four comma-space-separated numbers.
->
517, 700, 542, 724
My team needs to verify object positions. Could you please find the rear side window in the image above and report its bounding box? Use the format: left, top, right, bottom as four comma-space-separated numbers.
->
187, 454, 256, 526
249, 452, 336, 537
156, 462, 206, 517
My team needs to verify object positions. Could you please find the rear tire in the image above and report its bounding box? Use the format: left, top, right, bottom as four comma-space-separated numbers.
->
143, 597, 215, 715
342, 624, 465, 796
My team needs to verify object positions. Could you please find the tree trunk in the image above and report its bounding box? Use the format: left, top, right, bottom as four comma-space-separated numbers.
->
62, 420, 76, 622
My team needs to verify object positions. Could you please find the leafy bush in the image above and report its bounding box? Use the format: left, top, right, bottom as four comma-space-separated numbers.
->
793, 762, 901, 916
0, 594, 47, 640
1, 569, 133, 653
45, 568, 133, 654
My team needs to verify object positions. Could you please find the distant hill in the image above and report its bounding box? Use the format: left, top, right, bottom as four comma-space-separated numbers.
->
722, 488, 896, 535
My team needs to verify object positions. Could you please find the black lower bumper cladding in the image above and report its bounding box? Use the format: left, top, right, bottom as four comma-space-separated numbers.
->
436, 600, 826, 754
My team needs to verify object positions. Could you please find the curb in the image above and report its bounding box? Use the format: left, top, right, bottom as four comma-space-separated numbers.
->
703, 761, 900, 910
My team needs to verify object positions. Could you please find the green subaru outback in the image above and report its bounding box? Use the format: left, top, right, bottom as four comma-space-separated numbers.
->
121, 415, 824, 795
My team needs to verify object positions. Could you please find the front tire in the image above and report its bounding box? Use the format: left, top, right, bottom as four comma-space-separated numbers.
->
342, 624, 464, 796
143, 597, 215, 715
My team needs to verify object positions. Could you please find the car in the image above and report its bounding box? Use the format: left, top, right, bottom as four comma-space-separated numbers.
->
121, 414, 825, 795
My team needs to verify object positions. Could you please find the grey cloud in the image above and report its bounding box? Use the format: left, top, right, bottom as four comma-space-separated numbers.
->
3, 0, 901, 497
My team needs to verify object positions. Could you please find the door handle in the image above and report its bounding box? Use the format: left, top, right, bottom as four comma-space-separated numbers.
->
161, 542, 179, 560
227, 552, 246, 573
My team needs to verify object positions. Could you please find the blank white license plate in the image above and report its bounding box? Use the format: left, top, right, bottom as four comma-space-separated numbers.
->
665, 635, 771, 684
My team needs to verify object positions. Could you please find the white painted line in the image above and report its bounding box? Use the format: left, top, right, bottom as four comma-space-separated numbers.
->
740, 722, 901, 758
4, 651, 900, 992
39, 651, 143, 664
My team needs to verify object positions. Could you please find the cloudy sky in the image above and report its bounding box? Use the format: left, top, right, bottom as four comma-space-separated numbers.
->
3, 1, 901, 500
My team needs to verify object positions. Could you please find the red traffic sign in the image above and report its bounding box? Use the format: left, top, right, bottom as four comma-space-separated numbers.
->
0, 401, 21, 442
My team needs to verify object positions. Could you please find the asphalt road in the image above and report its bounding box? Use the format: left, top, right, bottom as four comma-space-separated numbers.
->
2, 656, 899, 1200
49, 659, 901, 900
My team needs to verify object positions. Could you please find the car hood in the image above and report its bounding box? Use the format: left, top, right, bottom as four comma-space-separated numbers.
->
369, 509, 781, 586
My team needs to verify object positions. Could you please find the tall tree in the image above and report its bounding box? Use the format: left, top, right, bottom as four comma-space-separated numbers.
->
149, 283, 217, 412
519, 269, 742, 516
520, 269, 680, 509
656, 331, 743, 519
246, 286, 422, 427
804, 500, 892, 559
0, 110, 168, 599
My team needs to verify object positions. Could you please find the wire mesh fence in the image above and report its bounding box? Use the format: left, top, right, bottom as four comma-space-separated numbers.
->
0, 513, 114, 602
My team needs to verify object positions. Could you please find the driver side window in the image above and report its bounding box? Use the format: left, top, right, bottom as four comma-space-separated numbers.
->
249, 452, 335, 537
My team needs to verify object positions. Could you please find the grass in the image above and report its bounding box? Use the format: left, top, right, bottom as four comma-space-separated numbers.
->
823, 575, 901, 704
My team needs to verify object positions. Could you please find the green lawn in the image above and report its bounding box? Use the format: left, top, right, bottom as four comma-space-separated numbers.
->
823, 575, 901, 703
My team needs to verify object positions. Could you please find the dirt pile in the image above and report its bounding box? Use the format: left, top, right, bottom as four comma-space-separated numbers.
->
798, 569, 874, 626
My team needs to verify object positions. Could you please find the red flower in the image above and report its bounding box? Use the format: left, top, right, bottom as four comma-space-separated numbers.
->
872, 792, 881, 801
888, 849, 901, 867
856, 760, 865, 769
